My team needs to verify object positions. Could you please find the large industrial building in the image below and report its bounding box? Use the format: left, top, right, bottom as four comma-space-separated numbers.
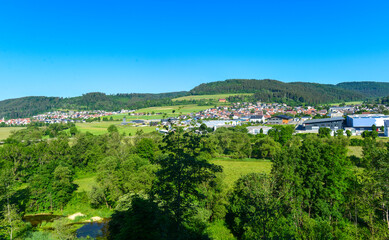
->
385, 120, 389, 137
302, 117, 345, 131
346, 114, 389, 132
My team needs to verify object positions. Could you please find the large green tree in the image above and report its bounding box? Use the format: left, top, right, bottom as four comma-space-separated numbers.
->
151, 128, 222, 227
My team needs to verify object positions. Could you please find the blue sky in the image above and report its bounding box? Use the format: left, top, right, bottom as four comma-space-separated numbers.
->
0, 0, 388, 100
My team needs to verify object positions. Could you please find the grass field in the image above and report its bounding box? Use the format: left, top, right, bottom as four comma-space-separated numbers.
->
350, 135, 389, 142
172, 93, 253, 102
135, 104, 210, 115
111, 114, 165, 121
347, 146, 363, 158
211, 158, 272, 188
329, 101, 363, 106
74, 175, 97, 193
0, 127, 25, 140
74, 121, 156, 136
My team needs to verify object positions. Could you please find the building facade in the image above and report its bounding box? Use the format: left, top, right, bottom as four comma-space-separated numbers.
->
267, 115, 293, 125
346, 114, 389, 132
302, 117, 345, 131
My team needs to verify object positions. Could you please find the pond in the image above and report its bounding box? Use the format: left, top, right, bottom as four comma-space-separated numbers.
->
24, 214, 110, 239
23, 214, 63, 227
76, 219, 110, 239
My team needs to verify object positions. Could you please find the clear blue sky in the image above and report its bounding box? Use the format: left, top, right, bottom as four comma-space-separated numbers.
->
0, 0, 388, 100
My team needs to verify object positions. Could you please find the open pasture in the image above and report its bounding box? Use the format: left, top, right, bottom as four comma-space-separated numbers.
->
329, 101, 363, 106
134, 104, 210, 115
172, 93, 253, 102
75, 121, 156, 136
347, 146, 363, 158
211, 158, 272, 188
0, 127, 25, 140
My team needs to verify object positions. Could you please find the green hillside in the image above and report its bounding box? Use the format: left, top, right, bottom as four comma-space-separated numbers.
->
190, 79, 366, 104
0, 92, 187, 119
1, 79, 388, 119
336, 81, 389, 97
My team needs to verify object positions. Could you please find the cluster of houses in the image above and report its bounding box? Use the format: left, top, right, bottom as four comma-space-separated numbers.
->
32, 110, 119, 124
0, 118, 31, 126
1, 110, 131, 126
158, 103, 389, 137
2, 100, 389, 137
190, 102, 328, 121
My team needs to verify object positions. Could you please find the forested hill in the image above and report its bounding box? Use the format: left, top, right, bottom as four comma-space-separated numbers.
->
2, 79, 388, 118
0, 96, 61, 119
0, 91, 187, 119
190, 79, 366, 104
336, 81, 389, 97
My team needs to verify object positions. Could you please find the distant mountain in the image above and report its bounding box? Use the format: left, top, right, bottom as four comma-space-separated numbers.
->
1, 79, 388, 119
336, 81, 389, 98
190, 79, 366, 104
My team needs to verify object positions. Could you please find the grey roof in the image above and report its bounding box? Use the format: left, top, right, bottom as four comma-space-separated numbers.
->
304, 117, 344, 124
130, 120, 145, 123
271, 115, 293, 120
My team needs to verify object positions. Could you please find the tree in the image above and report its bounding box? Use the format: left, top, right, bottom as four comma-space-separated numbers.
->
226, 173, 285, 240
318, 127, 331, 138
135, 138, 155, 160
52, 166, 74, 211
267, 125, 294, 145
151, 129, 222, 227
108, 125, 118, 133
252, 137, 281, 160
69, 126, 78, 136
346, 130, 352, 138
335, 129, 344, 137
0, 205, 27, 240
272, 135, 351, 231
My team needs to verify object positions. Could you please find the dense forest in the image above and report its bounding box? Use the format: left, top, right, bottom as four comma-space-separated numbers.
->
0, 97, 61, 119
337, 81, 389, 98
0, 92, 187, 119
1, 123, 389, 239
190, 79, 372, 105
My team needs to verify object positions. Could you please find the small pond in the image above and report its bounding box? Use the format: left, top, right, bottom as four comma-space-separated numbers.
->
24, 214, 110, 239
76, 219, 110, 239
23, 214, 63, 227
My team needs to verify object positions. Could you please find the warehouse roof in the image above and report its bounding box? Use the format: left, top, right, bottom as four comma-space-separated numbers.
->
303, 117, 344, 124
271, 115, 293, 120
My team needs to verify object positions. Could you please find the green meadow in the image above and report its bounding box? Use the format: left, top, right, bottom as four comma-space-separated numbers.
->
74, 121, 157, 136
347, 146, 363, 158
135, 104, 210, 115
329, 101, 363, 106
0, 127, 25, 140
211, 158, 272, 188
172, 93, 253, 102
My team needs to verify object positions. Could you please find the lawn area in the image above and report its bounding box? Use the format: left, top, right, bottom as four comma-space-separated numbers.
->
75, 121, 156, 136
350, 135, 389, 142
111, 113, 164, 121
211, 158, 272, 188
0, 127, 25, 140
172, 93, 253, 102
74, 175, 97, 193
329, 101, 363, 106
134, 104, 210, 115
347, 146, 363, 158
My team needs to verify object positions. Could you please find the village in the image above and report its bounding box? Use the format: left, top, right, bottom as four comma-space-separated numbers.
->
2, 100, 389, 137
